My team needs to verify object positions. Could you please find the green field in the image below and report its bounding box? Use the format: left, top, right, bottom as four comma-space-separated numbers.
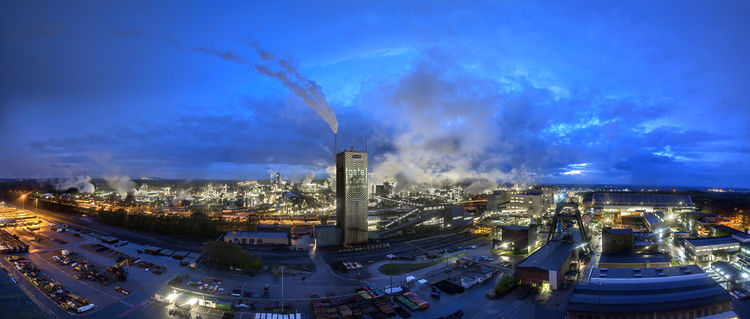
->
379, 252, 467, 275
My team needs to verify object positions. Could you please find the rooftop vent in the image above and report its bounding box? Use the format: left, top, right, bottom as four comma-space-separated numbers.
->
600, 273, 607, 277
634, 273, 642, 277
633, 268, 641, 272
600, 268, 608, 272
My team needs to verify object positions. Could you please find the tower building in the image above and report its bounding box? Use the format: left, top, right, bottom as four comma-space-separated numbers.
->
336, 150, 369, 246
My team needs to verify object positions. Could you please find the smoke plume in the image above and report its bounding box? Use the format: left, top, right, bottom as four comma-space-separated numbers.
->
171, 189, 193, 206
193, 43, 338, 133
302, 173, 314, 185
54, 176, 95, 193
103, 175, 136, 196
368, 55, 535, 193
325, 165, 336, 192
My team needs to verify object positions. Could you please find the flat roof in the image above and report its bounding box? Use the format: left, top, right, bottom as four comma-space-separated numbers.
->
592, 193, 692, 207
568, 277, 730, 313
591, 265, 703, 279
517, 229, 581, 271
685, 236, 738, 247
599, 253, 669, 264
605, 228, 633, 235
225, 231, 288, 238
500, 225, 531, 231
643, 212, 664, 226
711, 261, 743, 280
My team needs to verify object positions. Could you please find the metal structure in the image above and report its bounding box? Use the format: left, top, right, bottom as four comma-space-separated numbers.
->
545, 202, 590, 253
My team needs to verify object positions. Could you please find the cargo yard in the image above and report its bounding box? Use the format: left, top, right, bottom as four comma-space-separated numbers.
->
0, 204, 200, 319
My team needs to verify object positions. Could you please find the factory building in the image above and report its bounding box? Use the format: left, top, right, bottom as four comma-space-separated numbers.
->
314, 225, 342, 247
224, 230, 290, 246
569, 265, 736, 319
711, 261, 747, 291
601, 227, 660, 255
684, 236, 740, 263
598, 253, 671, 268
497, 224, 538, 254
336, 150, 369, 246
486, 190, 511, 213
515, 229, 581, 290
589, 192, 693, 214
507, 190, 553, 217
602, 228, 634, 253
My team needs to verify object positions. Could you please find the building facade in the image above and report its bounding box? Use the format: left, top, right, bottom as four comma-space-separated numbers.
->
224, 230, 290, 246
336, 151, 369, 246
569, 265, 736, 319
684, 236, 740, 263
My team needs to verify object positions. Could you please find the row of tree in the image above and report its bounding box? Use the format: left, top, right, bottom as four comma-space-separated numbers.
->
96, 209, 257, 238
204, 240, 263, 270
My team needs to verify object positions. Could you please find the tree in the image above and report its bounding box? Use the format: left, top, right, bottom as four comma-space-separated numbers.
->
494, 273, 518, 297
204, 240, 263, 270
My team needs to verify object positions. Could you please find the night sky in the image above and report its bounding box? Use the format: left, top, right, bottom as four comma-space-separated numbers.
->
1, 1, 749, 188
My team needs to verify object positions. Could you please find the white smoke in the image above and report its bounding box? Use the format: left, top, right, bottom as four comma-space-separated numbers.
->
171, 189, 193, 205
302, 173, 314, 185
54, 176, 95, 193
194, 43, 338, 133
369, 56, 533, 193
325, 165, 336, 192
248, 42, 338, 133
103, 175, 136, 197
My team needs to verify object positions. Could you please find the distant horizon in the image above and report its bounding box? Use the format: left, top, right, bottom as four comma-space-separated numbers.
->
2, 177, 748, 192
3, 1, 750, 191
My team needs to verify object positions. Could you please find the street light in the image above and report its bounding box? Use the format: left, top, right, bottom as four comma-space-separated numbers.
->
280, 266, 285, 314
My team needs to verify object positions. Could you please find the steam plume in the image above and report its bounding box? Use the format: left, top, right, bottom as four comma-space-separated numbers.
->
193, 43, 338, 133
171, 189, 193, 205
369, 56, 534, 193
103, 175, 136, 196
54, 176, 95, 193
302, 173, 314, 185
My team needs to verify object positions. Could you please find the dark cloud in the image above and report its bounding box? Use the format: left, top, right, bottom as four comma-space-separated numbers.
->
1, 1, 749, 187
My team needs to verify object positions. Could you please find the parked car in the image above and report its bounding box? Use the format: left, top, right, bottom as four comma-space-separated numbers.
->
114, 286, 131, 295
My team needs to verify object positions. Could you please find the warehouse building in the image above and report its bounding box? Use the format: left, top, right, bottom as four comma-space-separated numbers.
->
569, 265, 736, 319
684, 236, 740, 263
515, 229, 581, 290
589, 192, 693, 213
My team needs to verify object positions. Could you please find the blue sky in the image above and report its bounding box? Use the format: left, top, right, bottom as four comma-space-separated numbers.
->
1, 1, 749, 188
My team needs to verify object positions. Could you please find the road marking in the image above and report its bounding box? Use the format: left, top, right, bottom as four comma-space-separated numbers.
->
119, 299, 134, 307
34, 252, 120, 300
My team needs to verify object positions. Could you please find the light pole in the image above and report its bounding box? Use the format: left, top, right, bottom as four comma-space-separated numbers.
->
21, 194, 26, 210
280, 266, 285, 314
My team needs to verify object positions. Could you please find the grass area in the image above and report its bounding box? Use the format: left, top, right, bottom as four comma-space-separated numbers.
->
671, 259, 681, 266
379, 252, 467, 275
490, 248, 527, 258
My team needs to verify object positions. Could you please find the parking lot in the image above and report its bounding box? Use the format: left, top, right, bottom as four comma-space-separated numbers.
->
0, 218, 196, 318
